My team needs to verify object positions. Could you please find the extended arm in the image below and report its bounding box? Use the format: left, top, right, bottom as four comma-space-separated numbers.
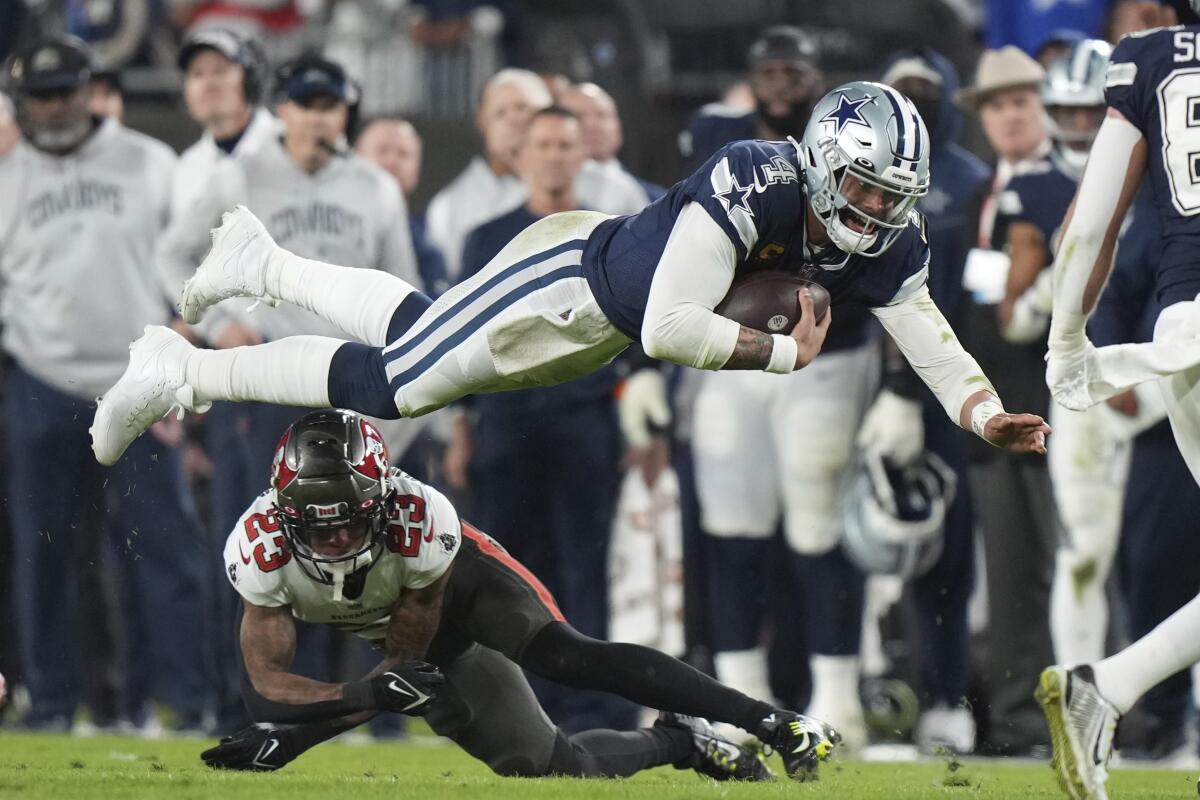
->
239, 595, 445, 725
1050, 111, 1146, 338
641, 203, 828, 372
872, 285, 1049, 453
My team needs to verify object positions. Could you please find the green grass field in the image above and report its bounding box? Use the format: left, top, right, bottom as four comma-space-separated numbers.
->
1, 732, 1197, 799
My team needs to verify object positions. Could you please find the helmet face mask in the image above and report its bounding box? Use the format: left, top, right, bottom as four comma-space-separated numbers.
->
800, 82, 930, 265
270, 410, 393, 597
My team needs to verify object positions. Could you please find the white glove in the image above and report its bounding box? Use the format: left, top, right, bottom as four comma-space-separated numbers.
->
619, 369, 671, 448
856, 389, 924, 466
1046, 339, 1100, 411
1002, 268, 1054, 344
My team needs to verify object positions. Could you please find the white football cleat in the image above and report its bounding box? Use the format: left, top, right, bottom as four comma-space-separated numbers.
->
178, 204, 280, 324
1037, 665, 1118, 800
91, 325, 210, 466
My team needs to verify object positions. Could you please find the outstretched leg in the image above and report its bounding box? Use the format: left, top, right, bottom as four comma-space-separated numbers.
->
519, 622, 838, 779
180, 206, 426, 347
90, 327, 401, 466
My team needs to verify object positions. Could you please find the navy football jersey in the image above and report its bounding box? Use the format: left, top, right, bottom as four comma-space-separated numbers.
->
1107, 25, 1200, 306
997, 154, 1078, 255
581, 139, 929, 352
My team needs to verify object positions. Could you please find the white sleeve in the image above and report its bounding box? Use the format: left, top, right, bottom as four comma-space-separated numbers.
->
1050, 115, 1143, 334
403, 484, 462, 590
871, 284, 998, 425
640, 202, 742, 370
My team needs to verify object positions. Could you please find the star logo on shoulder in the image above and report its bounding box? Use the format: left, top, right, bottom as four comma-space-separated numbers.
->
713, 173, 754, 218
820, 93, 874, 135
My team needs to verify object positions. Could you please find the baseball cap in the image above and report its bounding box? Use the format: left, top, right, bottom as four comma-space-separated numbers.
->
8, 35, 93, 95
281, 57, 354, 104
179, 28, 250, 71
748, 26, 819, 68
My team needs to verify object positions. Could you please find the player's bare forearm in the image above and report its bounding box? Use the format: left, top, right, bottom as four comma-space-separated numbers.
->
721, 326, 775, 370
241, 600, 344, 705
380, 566, 452, 665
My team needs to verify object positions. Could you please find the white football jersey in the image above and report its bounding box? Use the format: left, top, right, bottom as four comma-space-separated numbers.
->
223, 469, 461, 641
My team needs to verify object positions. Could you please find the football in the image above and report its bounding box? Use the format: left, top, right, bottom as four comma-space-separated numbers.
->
714, 270, 831, 335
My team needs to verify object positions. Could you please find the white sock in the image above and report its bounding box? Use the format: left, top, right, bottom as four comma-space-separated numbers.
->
185, 336, 341, 407
264, 249, 419, 346
807, 654, 862, 714
713, 648, 775, 705
712, 648, 774, 742
1050, 548, 1108, 665
1091, 591, 1200, 714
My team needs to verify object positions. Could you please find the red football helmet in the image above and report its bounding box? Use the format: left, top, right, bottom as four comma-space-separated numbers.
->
271, 409, 392, 590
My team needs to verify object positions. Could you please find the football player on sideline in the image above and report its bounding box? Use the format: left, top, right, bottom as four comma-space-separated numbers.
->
202, 410, 835, 780
1038, 3, 1200, 799
91, 81, 1050, 466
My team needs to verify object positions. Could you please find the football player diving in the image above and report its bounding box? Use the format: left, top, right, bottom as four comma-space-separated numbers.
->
202, 409, 833, 779
1038, 2, 1200, 798
91, 81, 1049, 467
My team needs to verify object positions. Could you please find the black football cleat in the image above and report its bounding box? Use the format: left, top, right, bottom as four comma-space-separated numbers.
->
655, 712, 774, 782
757, 710, 840, 781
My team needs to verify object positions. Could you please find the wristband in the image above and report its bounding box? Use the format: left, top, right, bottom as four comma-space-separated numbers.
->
970, 399, 1004, 440
765, 334, 798, 374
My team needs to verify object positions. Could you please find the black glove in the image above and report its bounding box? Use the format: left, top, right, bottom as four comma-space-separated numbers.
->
201, 724, 297, 772
369, 660, 444, 715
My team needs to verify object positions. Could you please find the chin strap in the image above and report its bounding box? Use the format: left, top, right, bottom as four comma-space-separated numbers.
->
318, 549, 375, 602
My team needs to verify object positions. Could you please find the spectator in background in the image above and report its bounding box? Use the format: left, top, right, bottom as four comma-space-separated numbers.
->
955, 46, 1056, 756
872, 47, 991, 755
680, 25, 824, 169
427, 68, 650, 281
172, 29, 276, 222
356, 117, 451, 299
1, 35, 209, 732
88, 67, 124, 121
449, 106, 631, 732
168, 28, 277, 732
562, 82, 665, 205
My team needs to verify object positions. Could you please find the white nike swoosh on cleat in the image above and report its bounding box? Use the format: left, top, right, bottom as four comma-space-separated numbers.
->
255, 738, 280, 765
